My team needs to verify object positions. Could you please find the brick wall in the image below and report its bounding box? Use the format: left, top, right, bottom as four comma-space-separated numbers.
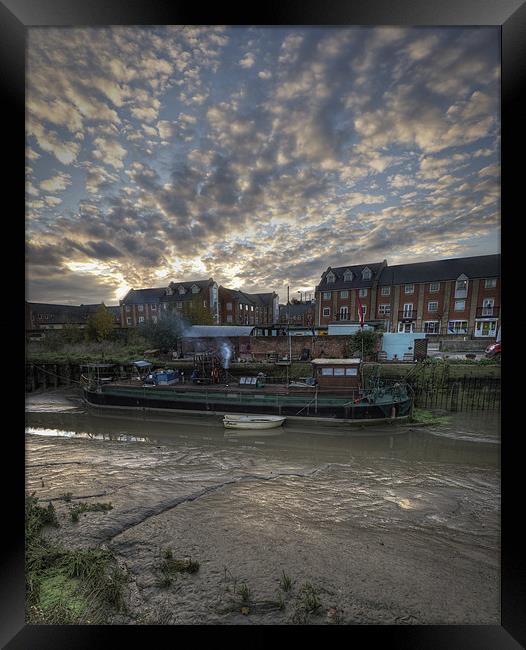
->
249, 335, 353, 359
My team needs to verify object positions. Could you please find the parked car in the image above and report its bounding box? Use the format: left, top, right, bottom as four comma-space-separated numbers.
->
485, 342, 501, 359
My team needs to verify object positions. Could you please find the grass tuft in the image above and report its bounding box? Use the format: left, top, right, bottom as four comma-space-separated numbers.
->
69, 501, 113, 522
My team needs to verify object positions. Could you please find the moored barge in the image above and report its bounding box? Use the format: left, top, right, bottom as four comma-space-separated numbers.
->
81, 358, 413, 423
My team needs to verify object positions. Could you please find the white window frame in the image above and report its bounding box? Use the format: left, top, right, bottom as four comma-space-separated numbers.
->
326, 272, 335, 283
125, 305, 131, 311
474, 319, 497, 337
339, 306, 348, 320
138, 304, 144, 312
358, 288, 367, 297
321, 367, 333, 376
429, 282, 440, 292
398, 322, 415, 333
404, 284, 414, 294
362, 268, 372, 280
455, 277, 468, 298
340, 290, 348, 298
343, 271, 353, 282
323, 307, 331, 317
428, 301, 439, 312
138, 316, 145, 323
178, 286, 186, 294
378, 304, 391, 315
323, 292, 331, 300
484, 278, 497, 289
126, 317, 132, 325
424, 321, 440, 334
448, 320, 468, 334
176, 301, 183, 309
454, 300, 466, 311
151, 303, 157, 310
482, 298, 494, 316
381, 286, 391, 296
402, 303, 414, 317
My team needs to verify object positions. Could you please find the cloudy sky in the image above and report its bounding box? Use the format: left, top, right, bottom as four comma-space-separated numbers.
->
26, 26, 500, 305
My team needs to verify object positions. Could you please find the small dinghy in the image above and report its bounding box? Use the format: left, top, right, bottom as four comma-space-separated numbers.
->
223, 414, 286, 429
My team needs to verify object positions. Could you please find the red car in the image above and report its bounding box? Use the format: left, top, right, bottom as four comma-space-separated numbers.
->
485, 342, 501, 359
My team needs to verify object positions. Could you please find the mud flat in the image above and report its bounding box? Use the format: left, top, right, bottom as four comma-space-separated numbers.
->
25, 391, 500, 625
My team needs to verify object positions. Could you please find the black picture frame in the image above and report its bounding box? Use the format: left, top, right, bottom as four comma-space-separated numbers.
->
4, 0, 524, 647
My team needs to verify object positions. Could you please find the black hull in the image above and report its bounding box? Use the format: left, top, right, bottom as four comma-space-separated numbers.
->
83, 387, 412, 421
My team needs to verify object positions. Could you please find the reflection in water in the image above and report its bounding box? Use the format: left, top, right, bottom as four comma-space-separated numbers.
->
26, 426, 147, 443
25, 407, 500, 468
25, 396, 500, 625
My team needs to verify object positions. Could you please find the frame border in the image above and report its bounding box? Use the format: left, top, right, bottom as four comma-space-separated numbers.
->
5, 0, 524, 646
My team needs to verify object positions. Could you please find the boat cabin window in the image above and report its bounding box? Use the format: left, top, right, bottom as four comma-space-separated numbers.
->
334, 368, 345, 376
321, 368, 333, 376
345, 368, 358, 376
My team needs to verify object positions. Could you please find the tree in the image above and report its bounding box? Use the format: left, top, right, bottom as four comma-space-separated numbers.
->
184, 296, 215, 325
86, 304, 114, 342
347, 329, 381, 359
139, 311, 184, 352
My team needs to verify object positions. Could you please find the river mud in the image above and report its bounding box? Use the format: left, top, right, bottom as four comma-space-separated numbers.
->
25, 390, 500, 625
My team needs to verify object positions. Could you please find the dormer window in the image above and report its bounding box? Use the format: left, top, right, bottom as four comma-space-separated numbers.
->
362, 267, 372, 280
178, 286, 186, 295
166, 287, 173, 296
191, 284, 199, 294
326, 272, 335, 283
343, 270, 353, 282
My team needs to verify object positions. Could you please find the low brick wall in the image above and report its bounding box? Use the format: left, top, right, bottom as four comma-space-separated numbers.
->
440, 339, 495, 352
249, 335, 351, 359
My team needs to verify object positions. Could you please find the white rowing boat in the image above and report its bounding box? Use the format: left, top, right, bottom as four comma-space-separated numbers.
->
223, 414, 286, 429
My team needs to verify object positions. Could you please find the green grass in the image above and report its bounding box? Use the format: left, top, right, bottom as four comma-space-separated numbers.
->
157, 551, 200, 587
411, 408, 451, 426
69, 501, 113, 522
279, 571, 293, 592
25, 493, 128, 624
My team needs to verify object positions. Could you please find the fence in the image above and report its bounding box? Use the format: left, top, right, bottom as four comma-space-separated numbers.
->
407, 376, 500, 412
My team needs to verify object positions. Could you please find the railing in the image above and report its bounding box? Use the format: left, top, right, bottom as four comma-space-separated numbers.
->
407, 376, 500, 412
398, 310, 417, 319
476, 307, 500, 318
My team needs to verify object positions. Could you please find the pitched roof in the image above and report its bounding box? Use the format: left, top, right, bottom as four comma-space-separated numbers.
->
379, 254, 500, 285
315, 262, 385, 291
220, 287, 276, 307
121, 287, 167, 304
168, 278, 214, 290
28, 302, 120, 323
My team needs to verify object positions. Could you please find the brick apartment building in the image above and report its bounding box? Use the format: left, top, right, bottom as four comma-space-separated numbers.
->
26, 302, 120, 331
120, 279, 219, 327
314, 254, 500, 338
218, 287, 279, 326
279, 301, 316, 327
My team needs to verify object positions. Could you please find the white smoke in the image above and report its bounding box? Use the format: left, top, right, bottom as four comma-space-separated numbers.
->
219, 341, 233, 369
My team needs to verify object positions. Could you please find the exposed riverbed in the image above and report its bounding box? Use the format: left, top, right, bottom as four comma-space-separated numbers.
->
25, 390, 500, 625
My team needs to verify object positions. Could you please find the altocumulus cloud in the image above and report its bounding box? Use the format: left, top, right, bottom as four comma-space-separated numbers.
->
26, 26, 500, 304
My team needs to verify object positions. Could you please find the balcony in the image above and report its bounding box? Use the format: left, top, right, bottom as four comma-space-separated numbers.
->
398, 310, 416, 320
476, 306, 500, 318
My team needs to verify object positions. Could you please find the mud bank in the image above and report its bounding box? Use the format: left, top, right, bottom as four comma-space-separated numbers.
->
25, 391, 500, 625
